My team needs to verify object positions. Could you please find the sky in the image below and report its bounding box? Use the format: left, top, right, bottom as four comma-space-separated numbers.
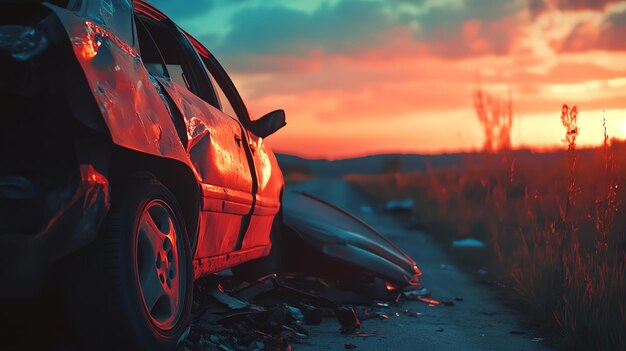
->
149, 0, 626, 159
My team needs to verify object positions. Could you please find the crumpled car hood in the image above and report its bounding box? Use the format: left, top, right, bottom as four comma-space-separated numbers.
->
282, 191, 421, 287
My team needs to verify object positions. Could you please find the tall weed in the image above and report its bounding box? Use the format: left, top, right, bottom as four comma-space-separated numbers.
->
346, 106, 626, 350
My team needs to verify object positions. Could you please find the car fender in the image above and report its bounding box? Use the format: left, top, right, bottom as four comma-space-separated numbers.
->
45, 1, 194, 169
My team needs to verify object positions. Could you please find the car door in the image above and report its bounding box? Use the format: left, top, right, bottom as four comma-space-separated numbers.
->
135, 15, 255, 258
241, 130, 283, 249
200, 56, 283, 251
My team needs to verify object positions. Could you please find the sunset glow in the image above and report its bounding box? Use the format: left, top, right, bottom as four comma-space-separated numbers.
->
152, 0, 626, 159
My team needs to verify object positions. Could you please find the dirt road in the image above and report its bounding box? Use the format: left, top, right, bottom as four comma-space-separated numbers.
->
288, 179, 551, 351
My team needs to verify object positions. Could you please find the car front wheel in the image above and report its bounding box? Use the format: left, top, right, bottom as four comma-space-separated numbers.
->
67, 178, 192, 351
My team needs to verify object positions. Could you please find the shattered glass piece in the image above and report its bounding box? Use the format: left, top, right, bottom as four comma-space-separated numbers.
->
357, 309, 377, 321
292, 324, 309, 338
384, 198, 414, 213
406, 311, 422, 317
299, 304, 323, 325
231, 274, 277, 301
452, 238, 486, 248
385, 281, 400, 291
348, 331, 383, 337
417, 297, 440, 305
287, 306, 304, 322
336, 307, 360, 334
402, 287, 431, 300
0, 25, 48, 61
267, 304, 290, 326
211, 287, 250, 310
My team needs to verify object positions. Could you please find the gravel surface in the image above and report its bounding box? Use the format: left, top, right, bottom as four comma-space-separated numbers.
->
288, 179, 552, 351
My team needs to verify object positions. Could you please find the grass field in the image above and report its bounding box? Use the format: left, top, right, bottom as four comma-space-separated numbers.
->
346, 106, 626, 351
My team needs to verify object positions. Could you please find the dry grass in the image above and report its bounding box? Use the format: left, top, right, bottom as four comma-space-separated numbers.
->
346, 106, 626, 350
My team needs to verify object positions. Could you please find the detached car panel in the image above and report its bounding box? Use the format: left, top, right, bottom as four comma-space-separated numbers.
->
283, 191, 421, 287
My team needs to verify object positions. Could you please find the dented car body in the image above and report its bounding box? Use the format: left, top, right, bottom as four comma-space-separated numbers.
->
0, 1, 424, 349
2, 0, 288, 348
1, 3, 287, 347
1, 0, 285, 298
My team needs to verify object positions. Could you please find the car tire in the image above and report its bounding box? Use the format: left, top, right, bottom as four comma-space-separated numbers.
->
66, 178, 192, 351
232, 209, 283, 281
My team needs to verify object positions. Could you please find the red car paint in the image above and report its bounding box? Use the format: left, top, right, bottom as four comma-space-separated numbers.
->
0, 0, 284, 296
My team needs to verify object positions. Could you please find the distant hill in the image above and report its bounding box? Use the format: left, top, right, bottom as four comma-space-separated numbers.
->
276, 149, 596, 178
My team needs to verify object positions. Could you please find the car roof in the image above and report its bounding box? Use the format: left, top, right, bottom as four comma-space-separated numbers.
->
133, 0, 210, 59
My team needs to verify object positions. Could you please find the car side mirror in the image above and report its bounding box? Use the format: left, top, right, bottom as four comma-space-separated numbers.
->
250, 109, 286, 138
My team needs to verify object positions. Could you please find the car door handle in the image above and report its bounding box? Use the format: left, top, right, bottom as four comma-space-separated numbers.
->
234, 134, 242, 146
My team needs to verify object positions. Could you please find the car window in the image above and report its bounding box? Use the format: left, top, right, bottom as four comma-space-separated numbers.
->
136, 18, 167, 77
135, 15, 218, 107
199, 55, 255, 126
164, 64, 190, 90
207, 71, 237, 118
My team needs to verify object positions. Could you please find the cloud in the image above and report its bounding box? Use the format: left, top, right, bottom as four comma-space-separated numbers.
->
594, 9, 626, 50
557, 0, 622, 11
209, 1, 401, 58
529, 0, 622, 17
191, 0, 528, 73
555, 8, 626, 51
397, 0, 524, 59
511, 62, 626, 84
148, 0, 214, 21
417, 16, 521, 58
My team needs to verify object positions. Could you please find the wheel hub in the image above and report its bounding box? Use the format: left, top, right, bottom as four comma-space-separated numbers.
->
135, 200, 184, 331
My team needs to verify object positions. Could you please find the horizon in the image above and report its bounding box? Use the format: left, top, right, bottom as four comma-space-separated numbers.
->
150, 0, 626, 158
275, 141, 617, 161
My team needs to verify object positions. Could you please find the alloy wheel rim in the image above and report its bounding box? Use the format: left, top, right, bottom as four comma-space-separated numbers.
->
135, 199, 185, 331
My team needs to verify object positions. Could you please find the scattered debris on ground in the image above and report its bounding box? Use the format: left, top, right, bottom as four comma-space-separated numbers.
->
180, 272, 437, 351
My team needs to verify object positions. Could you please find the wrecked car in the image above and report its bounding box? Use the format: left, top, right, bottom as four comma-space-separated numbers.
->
1, 1, 427, 350
1, 0, 285, 350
